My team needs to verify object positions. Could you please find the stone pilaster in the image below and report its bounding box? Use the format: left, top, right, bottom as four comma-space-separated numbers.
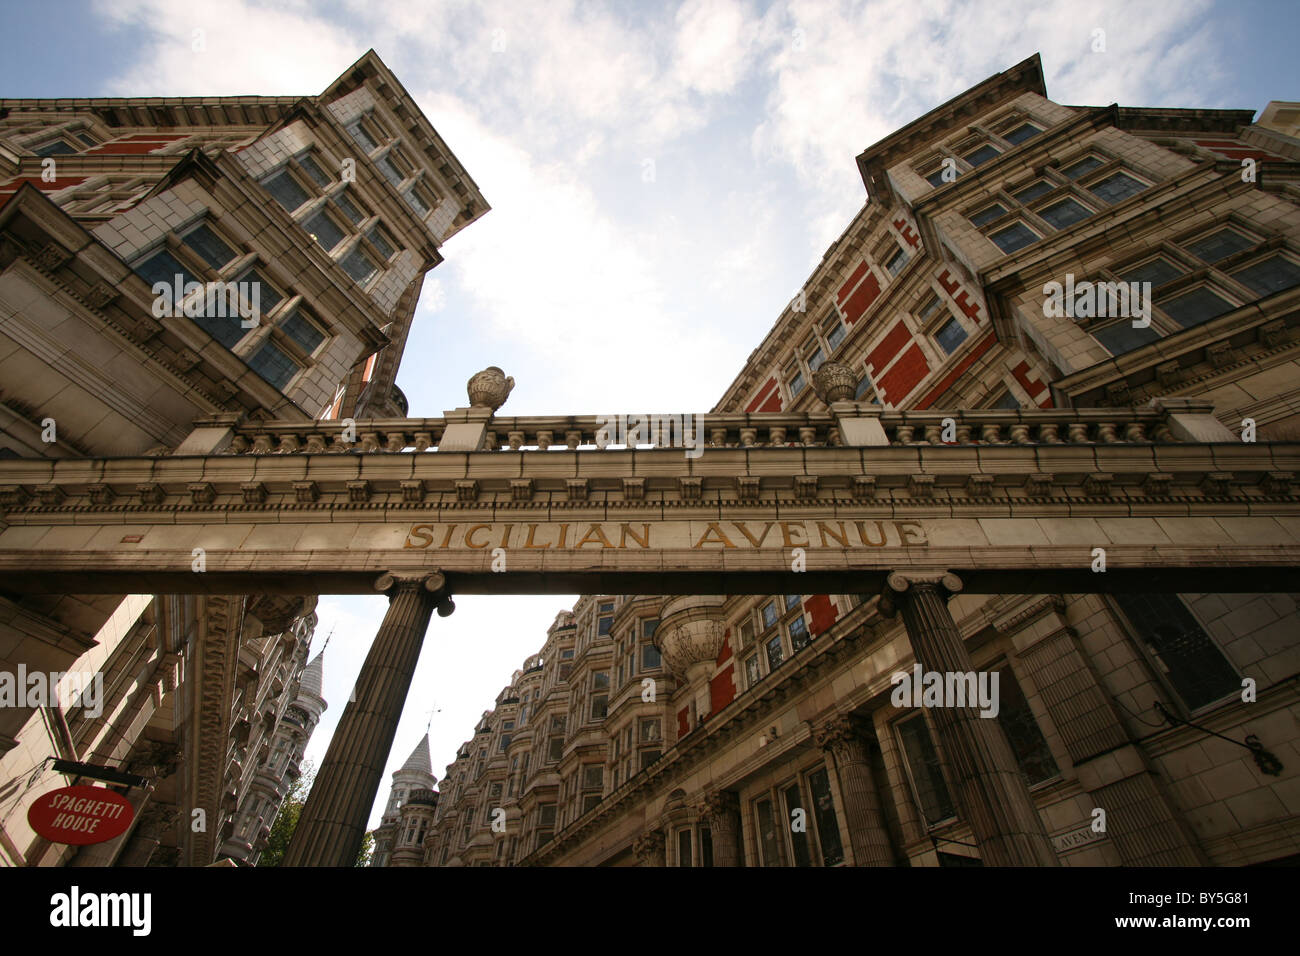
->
814, 714, 895, 866
283, 572, 450, 867
880, 571, 1058, 867
698, 791, 741, 867
633, 828, 666, 867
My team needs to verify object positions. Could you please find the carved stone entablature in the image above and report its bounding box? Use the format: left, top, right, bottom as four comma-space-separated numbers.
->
966, 474, 994, 498
455, 479, 479, 502
87, 483, 116, 505
1201, 471, 1235, 496
908, 474, 935, 498
292, 480, 320, 503
136, 482, 164, 506
853, 475, 878, 500
794, 475, 819, 499
33, 242, 71, 272
678, 477, 702, 500
188, 482, 216, 505
84, 282, 118, 310
35, 485, 65, 507
401, 479, 427, 503
566, 478, 589, 501
1259, 319, 1285, 348
347, 479, 372, 503
1142, 472, 1173, 497
1083, 473, 1113, 497
1262, 471, 1295, 496
240, 482, 267, 505
622, 477, 645, 500
0, 485, 30, 508
1024, 473, 1053, 497
736, 476, 761, 500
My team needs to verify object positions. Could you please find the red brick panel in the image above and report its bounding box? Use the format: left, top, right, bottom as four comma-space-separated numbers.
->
86, 134, 185, 156
876, 343, 929, 404
710, 664, 736, 714
805, 594, 839, 636
715, 630, 732, 666
865, 320, 911, 374
745, 376, 782, 413
892, 217, 920, 249
841, 272, 881, 325
837, 261, 869, 304
677, 707, 690, 739
0, 177, 88, 209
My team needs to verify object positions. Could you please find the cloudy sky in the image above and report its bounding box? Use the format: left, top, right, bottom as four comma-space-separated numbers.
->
3, 0, 1295, 831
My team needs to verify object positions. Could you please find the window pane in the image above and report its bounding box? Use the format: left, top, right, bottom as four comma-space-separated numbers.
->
334, 191, 366, 225
1161, 287, 1235, 328
995, 667, 1059, 785
886, 248, 908, 276
677, 829, 692, 867
807, 346, 825, 371
1039, 198, 1091, 230
1012, 180, 1054, 204
1062, 156, 1104, 179
925, 168, 950, 188
134, 249, 197, 299
181, 224, 236, 271
917, 294, 943, 321
368, 226, 395, 260
1232, 256, 1300, 297
1089, 171, 1146, 204
35, 139, 77, 156
247, 340, 298, 390
304, 211, 346, 252
405, 188, 431, 217
761, 602, 778, 628
1121, 258, 1184, 288
789, 370, 805, 397
989, 222, 1038, 253
991, 390, 1021, 410
1112, 594, 1238, 710
239, 269, 282, 314
346, 121, 377, 153
377, 154, 404, 185
1187, 229, 1253, 263
823, 314, 845, 349
854, 374, 877, 401
784, 594, 800, 610
807, 767, 845, 866
745, 654, 760, 687
964, 143, 1001, 167
783, 783, 813, 866
1002, 123, 1041, 145
897, 714, 955, 825
297, 153, 330, 187
788, 615, 809, 650
597, 615, 613, 636
281, 310, 325, 353
263, 171, 310, 212
641, 643, 661, 669
341, 247, 378, 285
969, 204, 1006, 228
935, 316, 968, 355
1092, 321, 1161, 356
756, 799, 783, 866
765, 634, 783, 671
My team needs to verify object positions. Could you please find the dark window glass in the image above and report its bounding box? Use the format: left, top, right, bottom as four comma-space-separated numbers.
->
1002, 123, 1041, 145
935, 316, 968, 355
784, 594, 800, 610
376, 154, 404, 185
641, 643, 661, 669
789, 614, 809, 650
925, 168, 950, 188
192, 306, 245, 350
547, 736, 563, 761
281, 310, 325, 353
807, 345, 825, 371
1121, 258, 1184, 288
134, 249, 198, 299
761, 602, 778, 628
590, 694, 607, 720
989, 222, 1038, 253
1013, 180, 1054, 204
304, 211, 346, 251
765, 634, 784, 671
783, 783, 813, 866
1113, 594, 1239, 710
897, 714, 955, 825
807, 767, 844, 866
263, 171, 309, 212
247, 340, 298, 390
1039, 197, 1091, 229
297, 154, 330, 188
745, 655, 760, 686
597, 616, 613, 636
995, 667, 1059, 785
701, 827, 713, 867
1187, 229, 1254, 263
756, 799, 783, 866
1062, 156, 1104, 179
964, 143, 1001, 167
341, 247, 378, 285
1089, 171, 1146, 204
1092, 320, 1162, 356
886, 248, 908, 276
677, 829, 692, 867
789, 369, 805, 396
239, 269, 282, 315
346, 121, 377, 153
405, 187, 431, 217
1232, 256, 1300, 297
970, 204, 1006, 227
1161, 287, 1235, 328
854, 374, 878, 401
639, 749, 660, 769
182, 224, 236, 271
824, 315, 845, 349
334, 191, 366, 225
34, 139, 76, 156
368, 226, 395, 260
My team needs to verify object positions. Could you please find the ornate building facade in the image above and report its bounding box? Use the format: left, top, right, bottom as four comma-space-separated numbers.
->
370, 734, 435, 868
418, 57, 1300, 867
0, 50, 486, 865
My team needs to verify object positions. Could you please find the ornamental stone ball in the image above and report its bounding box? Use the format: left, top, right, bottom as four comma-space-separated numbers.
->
812, 361, 857, 405
467, 366, 515, 411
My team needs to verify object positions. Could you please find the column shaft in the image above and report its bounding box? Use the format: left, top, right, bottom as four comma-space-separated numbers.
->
818, 720, 895, 866
283, 576, 442, 866
892, 577, 1058, 867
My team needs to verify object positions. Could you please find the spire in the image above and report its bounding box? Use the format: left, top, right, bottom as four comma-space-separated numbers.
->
300, 650, 324, 698
398, 733, 432, 777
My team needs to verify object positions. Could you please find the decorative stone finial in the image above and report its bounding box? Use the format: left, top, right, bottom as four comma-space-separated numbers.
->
812, 361, 857, 405
467, 366, 515, 411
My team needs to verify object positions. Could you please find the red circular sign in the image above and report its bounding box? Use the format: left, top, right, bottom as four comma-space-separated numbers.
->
28, 785, 134, 845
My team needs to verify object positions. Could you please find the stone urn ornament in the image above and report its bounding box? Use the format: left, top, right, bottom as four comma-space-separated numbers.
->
466, 366, 515, 411
812, 361, 857, 404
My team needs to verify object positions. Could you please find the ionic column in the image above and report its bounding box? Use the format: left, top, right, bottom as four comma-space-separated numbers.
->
880, 571, 1058, 867
698, 791, 741, 867
283, 572, 451, 867
813, 715, 895, 866
633, 829, 666, 867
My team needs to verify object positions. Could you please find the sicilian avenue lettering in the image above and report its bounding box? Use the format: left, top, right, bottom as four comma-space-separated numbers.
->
403, 520, 929, 550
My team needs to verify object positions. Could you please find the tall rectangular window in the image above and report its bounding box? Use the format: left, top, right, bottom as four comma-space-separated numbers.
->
677, 829, 692, 867
896, 713, 956, 825
995, 666, 1059, 785
1112, 594, 1239, 711
782, 782, 813, 866
807, 767, 845, 866
755, 798, 783, 866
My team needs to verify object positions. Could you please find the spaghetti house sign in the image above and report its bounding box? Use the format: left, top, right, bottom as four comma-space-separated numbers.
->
28, 785, 134, 845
